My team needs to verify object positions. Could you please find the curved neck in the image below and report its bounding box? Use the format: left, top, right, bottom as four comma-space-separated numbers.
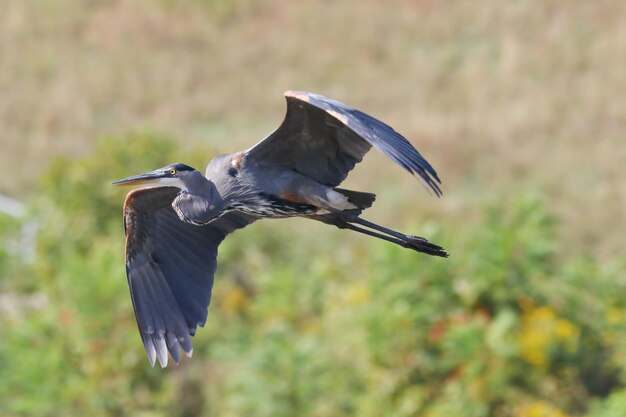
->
172, 173, 224, 225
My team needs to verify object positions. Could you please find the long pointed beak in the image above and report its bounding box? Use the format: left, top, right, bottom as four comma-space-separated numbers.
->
112, 171, 165, 187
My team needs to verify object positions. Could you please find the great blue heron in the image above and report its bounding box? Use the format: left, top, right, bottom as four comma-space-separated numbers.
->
113, 91, 447, 367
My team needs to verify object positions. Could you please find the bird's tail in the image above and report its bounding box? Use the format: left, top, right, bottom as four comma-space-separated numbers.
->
333, 188, 376, 211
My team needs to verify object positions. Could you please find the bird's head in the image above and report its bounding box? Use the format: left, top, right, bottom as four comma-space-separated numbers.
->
112, 163, 200, 191
113, 163, 224, 225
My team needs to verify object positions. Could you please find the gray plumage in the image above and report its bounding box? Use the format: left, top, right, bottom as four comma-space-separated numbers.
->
113, 91, 447, 368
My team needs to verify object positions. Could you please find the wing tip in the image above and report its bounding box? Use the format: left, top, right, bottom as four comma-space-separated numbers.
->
424, 176, 443, 198
147, 350, 157, 368
143, 334, 194, 367
282, 90, 446, 197
424, 175, 443, 198
284, 90, 311, 102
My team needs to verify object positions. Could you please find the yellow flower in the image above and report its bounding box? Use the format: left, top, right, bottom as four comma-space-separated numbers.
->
554, 318, 580, 351
345, 283, 371, 305
607, 307, 625, 324
222, 287, 250, 313
603, 307, 626, 344
519, 302, 580, 367
516, 401, 570, 417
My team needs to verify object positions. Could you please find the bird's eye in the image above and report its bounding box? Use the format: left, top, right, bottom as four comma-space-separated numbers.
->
169, 168, 176, 175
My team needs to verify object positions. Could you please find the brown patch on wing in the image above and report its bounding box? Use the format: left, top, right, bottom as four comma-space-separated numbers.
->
123, 191, 143, 261
327, 109, 349, 126
284, 90, 310, 103
280, 191, 314, 205
231, 152, 244, 169
122, 187, 178, 261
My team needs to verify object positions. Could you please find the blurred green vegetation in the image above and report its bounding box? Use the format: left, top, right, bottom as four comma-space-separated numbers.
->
1, 133, 625, 417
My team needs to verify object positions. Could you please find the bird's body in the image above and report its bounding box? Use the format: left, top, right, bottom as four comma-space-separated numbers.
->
207, 153, 363, 218
210, 155, 322, 217
113, 91, 447, 367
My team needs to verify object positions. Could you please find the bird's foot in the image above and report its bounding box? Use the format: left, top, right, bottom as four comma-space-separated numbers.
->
402, 235, 449, 257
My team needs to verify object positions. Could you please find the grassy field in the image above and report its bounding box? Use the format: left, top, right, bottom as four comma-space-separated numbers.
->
1, 1, 625, 416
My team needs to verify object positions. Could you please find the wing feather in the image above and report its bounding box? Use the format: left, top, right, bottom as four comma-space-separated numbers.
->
246, 91, 442, 195
123, 187, 256, 367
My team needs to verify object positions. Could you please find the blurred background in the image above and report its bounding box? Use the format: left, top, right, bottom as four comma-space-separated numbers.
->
1, 1, 625, 416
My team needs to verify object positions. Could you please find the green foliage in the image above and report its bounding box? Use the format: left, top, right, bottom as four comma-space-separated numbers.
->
1, 133, 625, 417
588, 390, 626, 417
1, 132, 209, 417
0, 215, 23, 288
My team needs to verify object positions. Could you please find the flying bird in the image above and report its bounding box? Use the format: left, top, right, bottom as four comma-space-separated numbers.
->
113, 91, 447, 367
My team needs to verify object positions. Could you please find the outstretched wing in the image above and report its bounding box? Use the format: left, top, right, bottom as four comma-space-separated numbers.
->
246, 91, 442, 196
123, 187, 256, 367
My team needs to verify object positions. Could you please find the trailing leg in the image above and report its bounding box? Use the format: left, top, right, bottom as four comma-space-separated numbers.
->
316, 212, 448, 257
